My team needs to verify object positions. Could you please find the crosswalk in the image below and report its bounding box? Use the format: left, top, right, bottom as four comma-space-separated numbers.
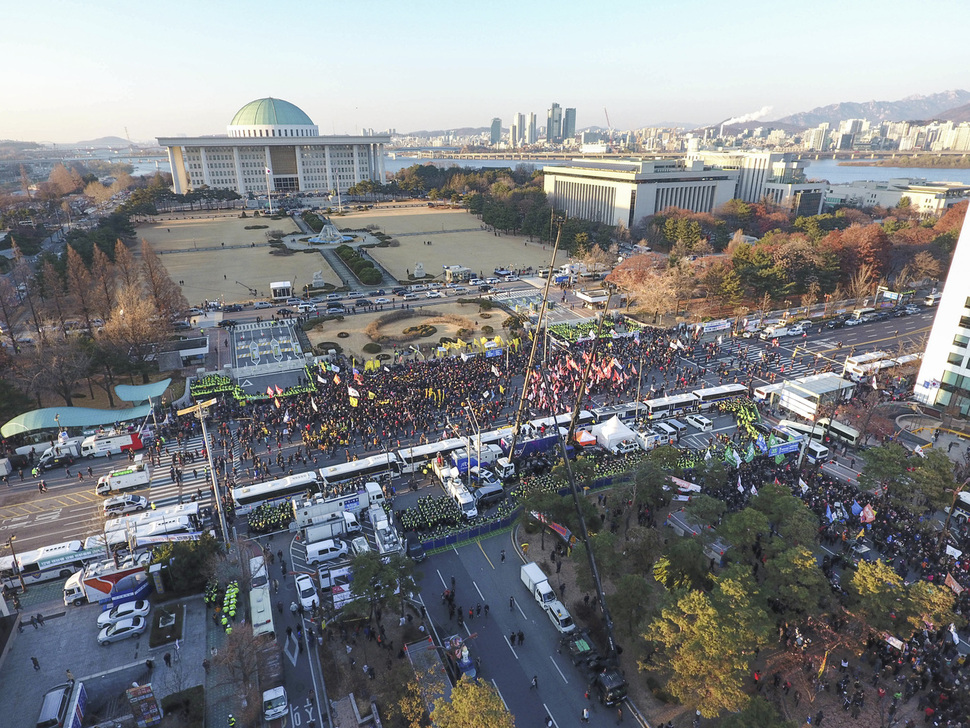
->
711, 337, 845, 383
146, 433, 241, 508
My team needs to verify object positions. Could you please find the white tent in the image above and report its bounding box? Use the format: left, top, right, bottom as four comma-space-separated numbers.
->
591, 415, 636, 451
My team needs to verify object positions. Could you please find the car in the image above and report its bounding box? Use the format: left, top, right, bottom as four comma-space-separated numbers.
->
294, 573, 319, 610
305, 538, 349, 564
402, 293, 419, 300
223, 304, 243, 313
172, 320, 192, 330
892, 308, 909, 318
409, 284, 427, 292
285, 297, 303, 305
187, 308, 204, 316
103, 494, 149, 517
98, 616, 147, 645
326, 306, 346, 315
253, 301, 273, 309
425, 291, 442, 298
297, 303, 317, 313
473, 482, 505, 508
426, 282, 442, 289
610, 439, 640, 455
277, 308, 295, 316
844, 317, 863, 326
350, 536, 371, 556
479, 285, 493, 293
354, 299, 372, 308
786, 325, 805, 336
391, 287, 408, 296
871, 312, 890, 322
825, 318, 847, 329
485, 277, 499, 285
469, 278, 484, 286
904, 305, 920, 314
326, 293, 344, 301
452, 286, 468, 294
39, 454, 75, 472
504, 275, 520, 282
217, 319, 238, 328
97, 600, 151, 628
374, 297, 390, 304
347, 291, 366, 299
405, 533, 426, 562
470, 466, 499, 487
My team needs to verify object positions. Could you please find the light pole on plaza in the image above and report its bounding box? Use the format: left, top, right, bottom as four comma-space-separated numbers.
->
5, 535, 26, 593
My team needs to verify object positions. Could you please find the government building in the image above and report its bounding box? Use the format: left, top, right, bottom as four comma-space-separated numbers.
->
157, 98, 390, 196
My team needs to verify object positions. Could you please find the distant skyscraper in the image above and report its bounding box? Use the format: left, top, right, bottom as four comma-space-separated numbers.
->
547, 103, 562, 142
563, 108, 576, 140
490, 118, 502, 145
510, 112, 526, 147
527, 113, 538, 144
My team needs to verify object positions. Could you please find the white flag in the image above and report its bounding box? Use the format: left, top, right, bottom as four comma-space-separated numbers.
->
310, 398, 318, 412
348, 386, 360, 398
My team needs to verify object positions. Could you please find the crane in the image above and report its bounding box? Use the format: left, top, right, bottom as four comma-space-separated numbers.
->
603, 107, 612, 130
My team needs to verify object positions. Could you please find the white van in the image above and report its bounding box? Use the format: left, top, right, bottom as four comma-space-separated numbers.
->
666, 419, 688, 436
305, 539, 349, 565
653, 422, 678, 440
685, 414, 713, 432
805, 441, 830, 464
544, 599, 576, 633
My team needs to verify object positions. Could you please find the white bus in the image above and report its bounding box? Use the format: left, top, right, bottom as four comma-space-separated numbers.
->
232, 471, 320, 516
817, 418, 862, 447
851, 307, 876, 320
777, 420, 832, 462
590, 403, 647, 423
320, 453, 401, 487
396, 438, 466, 474
0, 540, 105, 589
924, 293, 942, 306
249, 555, 275, 640
691, 383, 748, 410
643, 393, 699, 420
843, 351, 890, 378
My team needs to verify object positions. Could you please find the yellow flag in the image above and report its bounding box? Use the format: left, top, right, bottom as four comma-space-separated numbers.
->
368, 391, 376, 400
349, 397, 358, 408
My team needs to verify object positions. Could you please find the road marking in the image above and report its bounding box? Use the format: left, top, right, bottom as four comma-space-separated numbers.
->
283, 632, 300, 666
491, 679, 511, 711
549, 654, 569, 683
505, 635, 518, 658
542, 703, 561, 727
472, 580, 485, 602
477, 540, 495, 568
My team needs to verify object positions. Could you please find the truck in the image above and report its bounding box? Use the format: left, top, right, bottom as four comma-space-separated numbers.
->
367, 503, 404, 555
406, 637, 454, 717
257, 636, 287, 724
520, 561, 555, 606
559, 631, 629, 705
443, 477, 478, 520
293, 481, 385, 529
80, 430, 145, 458
304, 511, 361, 545
95, 461, 153, 495
63, 552, 152, 607
37, 441, 83, 469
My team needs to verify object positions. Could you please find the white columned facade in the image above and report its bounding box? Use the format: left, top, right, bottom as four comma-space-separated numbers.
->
167, 147, 182, 194
295, 145, 305, 189
378, 143, 385, 182
352, 144, 361, 185
232, 148, 244, 196
264, 146, 273, 193
324, 146, 334, 193
199, 148, 212, 186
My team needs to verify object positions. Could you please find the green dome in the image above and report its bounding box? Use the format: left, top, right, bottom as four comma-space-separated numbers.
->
229, 98, 314, 127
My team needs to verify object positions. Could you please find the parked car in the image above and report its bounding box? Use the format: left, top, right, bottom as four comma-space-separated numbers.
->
844, 317, 863, 327
103, 494, 149, 517
98, 616, 147, 645
224, 304, 243, 312
97, 600, 151, 628
825, 317, 847, 329
39, 454, 75, 472
217, 319, 238, 328
326, 306, 346, 315
374, 297, 390, 304
425, 291, 442, 298
294, 573, 320, 610
354, 299, 372, 308
277, 308, 295, 316
402, 293, 419, 300
253, 301, 273, 309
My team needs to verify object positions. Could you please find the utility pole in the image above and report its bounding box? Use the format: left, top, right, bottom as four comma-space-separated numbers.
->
5, 536, 26, 593
177, 398, 230, 542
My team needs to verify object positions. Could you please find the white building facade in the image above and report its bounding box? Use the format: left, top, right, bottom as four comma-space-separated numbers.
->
914, 211, 970, 415
542, 160, 738, 228
157, 98, 389, 196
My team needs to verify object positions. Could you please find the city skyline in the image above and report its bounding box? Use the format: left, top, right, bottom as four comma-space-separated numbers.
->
3, 0, 967, 144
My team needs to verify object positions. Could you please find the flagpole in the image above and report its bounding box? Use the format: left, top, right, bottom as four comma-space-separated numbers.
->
265, 165, 274, 215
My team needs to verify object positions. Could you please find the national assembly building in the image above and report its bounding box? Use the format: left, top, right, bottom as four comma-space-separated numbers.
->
157, 97, 390, 196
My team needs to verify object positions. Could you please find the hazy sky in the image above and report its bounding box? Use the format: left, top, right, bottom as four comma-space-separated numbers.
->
4, 0, 967, 143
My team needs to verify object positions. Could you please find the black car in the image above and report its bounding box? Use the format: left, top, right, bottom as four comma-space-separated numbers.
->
224, 304, 243, 312
479, 284, 492, 293
825, 317, 847, 329
39, 454, 75, 472
392, 287, 407, 296
892, 308, 909, 318
354, 299, 372, 308
217, 319, 238, 328
277, 308, 295, 316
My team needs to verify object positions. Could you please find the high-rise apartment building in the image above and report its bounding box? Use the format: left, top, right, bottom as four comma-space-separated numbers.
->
510, 112, 526, 148
527, 113, 538, 145
490, 118, 502, 145
547, 103, 562, 142
562, 108, 576, 140
914, 212, 970, 415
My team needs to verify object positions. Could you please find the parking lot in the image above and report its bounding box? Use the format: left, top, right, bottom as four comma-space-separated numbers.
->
0, 595, 206, 728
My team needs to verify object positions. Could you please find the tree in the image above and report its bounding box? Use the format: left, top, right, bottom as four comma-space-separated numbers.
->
212, 629, 263, 727
140, 239, 187, 321
64, 245, 96, 334
431, 677, 516, 728
653, 537, 709, 591
150, 534, 222, 594
720, 697, 797, 728
348, 551, 419, 621
89, 244, 116, 321
37, 261, 70, 335
685, 494, 726, 526
114, 239, 139, 290
846, 559, 908, 633
762, 546, 829, 618
645, 571, 772, 718
100, 284, 163, 383
611, 573, 652, 635
30, 333, 92, 406
0, 277, 20, 352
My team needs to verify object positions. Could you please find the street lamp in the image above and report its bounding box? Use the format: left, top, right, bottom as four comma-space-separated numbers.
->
5, 536, 26, 593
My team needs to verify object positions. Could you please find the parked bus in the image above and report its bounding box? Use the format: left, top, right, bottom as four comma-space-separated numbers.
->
776, 421, 831, 463
249, 555, 275, 640
850, 307, 876, 320
691, 383, 748, 410
643, 393, 699, 420
843, 351, 890, 378
396, 439, 466, 474
320, 453, 400, 487
590, 403, 647, 423
232, 471, 320, 516
816, 418, 862, 447
0, 540, 105, 590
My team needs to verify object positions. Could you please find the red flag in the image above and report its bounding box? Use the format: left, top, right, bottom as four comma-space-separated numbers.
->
273, 397, 280, 409
275, 384, 283, 396
333, 374, 341, 385
266, 386, 273, 397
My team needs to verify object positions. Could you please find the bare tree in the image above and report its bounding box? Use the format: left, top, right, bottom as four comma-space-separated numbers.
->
0, 277, 20, 352
38, 261, 70, 336
140, 239, 187, 321
100, 284, 161, 384
11, 243, 42, 335
847, 262, 877, 305
31, 333, 92, 406
84, 181, 113, 207
90, 245, 116, 321
114, 239, 139, 291
64, 246, 97, 334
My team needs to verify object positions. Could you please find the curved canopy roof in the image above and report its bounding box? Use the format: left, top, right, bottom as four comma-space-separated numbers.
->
229, 98, 314, 127
1, 378, 171, 437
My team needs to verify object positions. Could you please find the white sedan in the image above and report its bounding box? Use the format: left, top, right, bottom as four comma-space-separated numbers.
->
98, 616, 147, 645
425, 291, 442, 298
294, 573, 319, 611
97, 600, 151, 628
374, 297, 391, 304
